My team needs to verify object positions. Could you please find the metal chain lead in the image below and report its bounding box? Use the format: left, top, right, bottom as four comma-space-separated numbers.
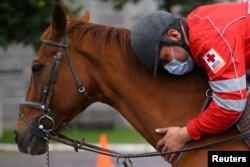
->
45, 133, 50, 167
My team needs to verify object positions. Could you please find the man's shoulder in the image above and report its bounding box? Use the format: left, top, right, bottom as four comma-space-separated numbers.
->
187, 2, 248, 19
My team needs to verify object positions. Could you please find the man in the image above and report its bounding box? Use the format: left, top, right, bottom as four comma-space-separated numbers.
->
130, 1, 249, 162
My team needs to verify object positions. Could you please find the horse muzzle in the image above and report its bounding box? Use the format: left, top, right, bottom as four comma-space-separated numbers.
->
14, 126, 47, 155
15, 106, 59, 155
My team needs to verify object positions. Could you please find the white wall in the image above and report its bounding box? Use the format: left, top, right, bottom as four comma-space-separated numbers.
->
63, 0, 158, 28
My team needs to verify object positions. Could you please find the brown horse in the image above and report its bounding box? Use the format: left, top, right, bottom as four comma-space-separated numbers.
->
14, 3, 249, 167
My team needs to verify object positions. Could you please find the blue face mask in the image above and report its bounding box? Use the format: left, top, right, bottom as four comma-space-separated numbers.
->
163, 46, 195, 75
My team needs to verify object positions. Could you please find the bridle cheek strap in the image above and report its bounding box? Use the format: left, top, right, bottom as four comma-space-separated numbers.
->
19, 32, 93, 137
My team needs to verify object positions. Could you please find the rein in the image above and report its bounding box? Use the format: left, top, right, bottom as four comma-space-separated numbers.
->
18, 32, 250, 167
49, 131, 250, 159
49, 96, 250, 163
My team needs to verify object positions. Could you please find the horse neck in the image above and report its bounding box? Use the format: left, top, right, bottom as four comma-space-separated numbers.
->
74, 32, 209, 148
115, 73, 209, 147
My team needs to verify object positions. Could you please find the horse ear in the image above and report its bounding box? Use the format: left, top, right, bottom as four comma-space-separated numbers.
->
78, 10, 90, 22
51, 3, 67, 37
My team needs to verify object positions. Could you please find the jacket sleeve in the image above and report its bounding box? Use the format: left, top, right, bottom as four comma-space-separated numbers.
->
187, 29, 247, 140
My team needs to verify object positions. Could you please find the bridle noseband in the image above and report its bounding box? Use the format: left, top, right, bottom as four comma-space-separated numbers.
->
19, 32, 93, 138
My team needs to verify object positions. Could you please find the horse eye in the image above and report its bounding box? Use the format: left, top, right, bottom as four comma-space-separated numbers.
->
32, 64, 44, 74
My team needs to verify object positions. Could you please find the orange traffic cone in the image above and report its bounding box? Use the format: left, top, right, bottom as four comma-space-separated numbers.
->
96, 133, 114, 167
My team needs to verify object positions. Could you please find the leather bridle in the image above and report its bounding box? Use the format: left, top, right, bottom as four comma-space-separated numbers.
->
19, 32, 93, 138
17, 31, 250, 167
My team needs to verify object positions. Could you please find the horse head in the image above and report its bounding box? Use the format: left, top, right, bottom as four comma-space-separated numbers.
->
14, 4, 94, 155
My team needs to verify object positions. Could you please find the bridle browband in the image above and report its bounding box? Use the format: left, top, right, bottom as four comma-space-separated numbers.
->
19, 32, 93, 137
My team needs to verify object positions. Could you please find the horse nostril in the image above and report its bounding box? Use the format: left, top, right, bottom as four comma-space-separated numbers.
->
14, 131, 18, 143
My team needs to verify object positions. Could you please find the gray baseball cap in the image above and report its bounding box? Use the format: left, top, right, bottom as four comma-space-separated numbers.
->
131, 11, 181, 75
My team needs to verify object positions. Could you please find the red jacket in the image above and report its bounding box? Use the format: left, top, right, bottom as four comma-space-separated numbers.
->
185, 1, 250, 140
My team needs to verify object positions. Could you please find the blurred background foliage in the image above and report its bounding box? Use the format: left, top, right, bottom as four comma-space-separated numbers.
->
0, 0, 81, 49
0, 0, 218, 49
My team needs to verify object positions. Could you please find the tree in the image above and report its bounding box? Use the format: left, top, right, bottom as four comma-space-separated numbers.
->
0, 0, 81, 49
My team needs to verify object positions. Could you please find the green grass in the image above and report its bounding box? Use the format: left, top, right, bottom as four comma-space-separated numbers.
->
0, 127, 147, 144
0, 130, 15, 143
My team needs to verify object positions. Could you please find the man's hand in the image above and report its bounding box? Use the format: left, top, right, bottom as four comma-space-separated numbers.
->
155, 126, 193, 162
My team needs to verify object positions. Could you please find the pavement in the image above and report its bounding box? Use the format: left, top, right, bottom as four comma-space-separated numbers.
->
0, 143, 170, 167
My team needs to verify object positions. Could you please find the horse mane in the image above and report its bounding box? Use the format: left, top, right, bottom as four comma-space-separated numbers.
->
64, 19, 149, 75
68, 20, 132, 56
40, 18, 140, 73
40, 18, 132, 55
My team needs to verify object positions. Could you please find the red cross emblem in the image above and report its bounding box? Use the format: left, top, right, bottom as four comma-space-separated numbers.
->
206, 54, 215, 63
203, 49, 226, 74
